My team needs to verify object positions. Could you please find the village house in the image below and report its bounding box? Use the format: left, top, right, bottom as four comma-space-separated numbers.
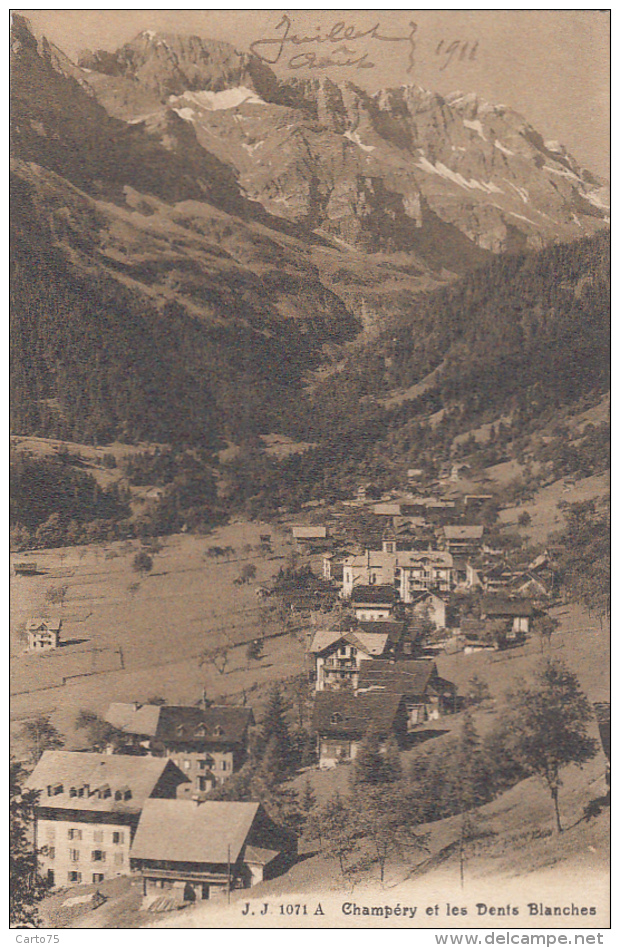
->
464, 494, 495, 511
26, 617, 61, 651
396, 551, 454, 599
480, 597, 536, 637
312, 691, 409, 767
373, 501, 402, 517
408, 590, 448, 630
442, 525, 485, 555
341, 550, 397, 597
291, 525, 329, 551
27, 751, 187, 889
104, 703, 254, 794
350, 584, 397, 621
478, 562, 517, 593
357, 659, 456, 728
423, 499, 458, 524
407, 468, 424, 485
513, 573, 551, 599
309, 626, 402, 692
130, 800, 297, 902
322, 553, 344, 584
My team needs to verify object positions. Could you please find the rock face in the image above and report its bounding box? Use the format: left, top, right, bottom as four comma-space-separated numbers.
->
10, 15, 609, 315
67, 29, 609, 256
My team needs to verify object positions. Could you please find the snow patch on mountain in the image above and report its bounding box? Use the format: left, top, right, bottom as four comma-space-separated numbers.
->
508, 210, 537, 226
344, 130, 375, 153
495, 141, 514, 157
242, 141, 264, 155
543, 164, 581, 183
416, 157, 503, 194
173, 108, 196, 121
505, 181, 529, 204
173, 87, 267, 111
463, 118, 487, 141
584, 190, 610, 211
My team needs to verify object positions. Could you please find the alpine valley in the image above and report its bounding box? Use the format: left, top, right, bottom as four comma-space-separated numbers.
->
10, 15, 609, 484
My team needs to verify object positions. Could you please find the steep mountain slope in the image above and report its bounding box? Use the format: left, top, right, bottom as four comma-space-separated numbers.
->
75, 29, 609, 257
10, 16, 609, 451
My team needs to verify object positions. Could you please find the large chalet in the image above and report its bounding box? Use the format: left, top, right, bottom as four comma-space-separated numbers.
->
104, 703, 254, 794
27, 751, 187, 888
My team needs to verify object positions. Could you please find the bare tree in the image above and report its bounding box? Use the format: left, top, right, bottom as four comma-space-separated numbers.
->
199, 645, 229, 676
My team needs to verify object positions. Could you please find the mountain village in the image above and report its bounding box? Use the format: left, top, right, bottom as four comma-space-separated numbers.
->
12, 456, 610, 922
9, 11, 609, 931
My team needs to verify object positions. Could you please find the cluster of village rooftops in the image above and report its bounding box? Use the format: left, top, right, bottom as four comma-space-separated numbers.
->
25, 478, 556, 904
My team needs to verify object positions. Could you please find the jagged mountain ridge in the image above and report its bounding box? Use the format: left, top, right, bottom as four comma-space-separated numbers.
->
9, 16, 610, 448
72, 27, 610, 256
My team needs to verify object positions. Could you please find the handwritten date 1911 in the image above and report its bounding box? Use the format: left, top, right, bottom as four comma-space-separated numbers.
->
436, 39, 479, 70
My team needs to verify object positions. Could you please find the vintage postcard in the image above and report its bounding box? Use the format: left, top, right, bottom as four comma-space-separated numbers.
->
9, 8, 610, 934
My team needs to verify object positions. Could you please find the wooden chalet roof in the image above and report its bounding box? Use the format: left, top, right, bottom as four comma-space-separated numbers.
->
312, 691, 406, 737
444, 525, 485, 540
291, 525, 327, 539
105, 704, 254, 746
357, 659, 455, 698
350, 584, 397, 605
481, 597, 535, 617
357, 620, 405, 640
26, 617, 61, 631
309, 629, 391, 657
27, 751, 180, 815
131, 799, 262, 864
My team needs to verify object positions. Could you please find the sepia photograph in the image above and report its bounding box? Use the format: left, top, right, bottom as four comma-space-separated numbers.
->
9, 7, 610, 933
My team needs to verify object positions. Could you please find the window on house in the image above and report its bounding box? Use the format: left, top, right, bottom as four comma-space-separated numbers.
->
112, 832, 124, 844
68, 829, 82, 841
93, 831, 104, 843
221, 761, 228, 771
213, 725, 223, 737
330, 712, 343, 724
69, 849, 80, 862
114, 853, 124, 867
92, 873, 104, 884
68, 871, 81, 884
91, 850, 106, 862
47, 869, 55, 886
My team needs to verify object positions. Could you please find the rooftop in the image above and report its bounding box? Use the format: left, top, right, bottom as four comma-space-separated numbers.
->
357, 659, 455, 697
26, 751, 180, 814
105, 704, 254, 745
444, 525, 485, 540
396, 551, 454, 568
291, 525, 327, 539
350, 584, 397, 605
312, 691, 406, 736
26, 617, 61, 631
481, 597, 536, 617
131, 799, 261, 864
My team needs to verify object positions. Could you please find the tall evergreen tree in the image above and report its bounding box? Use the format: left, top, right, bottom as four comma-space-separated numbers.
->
10, 760, 50, 927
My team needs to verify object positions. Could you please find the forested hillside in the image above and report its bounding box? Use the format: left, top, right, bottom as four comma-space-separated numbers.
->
224, 231, 610, 509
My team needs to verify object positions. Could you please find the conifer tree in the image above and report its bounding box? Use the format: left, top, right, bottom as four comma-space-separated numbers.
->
499, 661, 597, 832
10, 760, 50, 927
